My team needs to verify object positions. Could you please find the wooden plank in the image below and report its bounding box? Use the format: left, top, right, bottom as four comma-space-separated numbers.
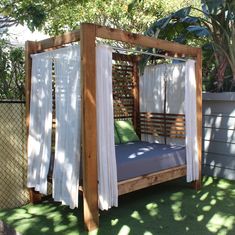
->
195, 49, 202, 190
80, 23, 99, 231
140, 122, 185, 129
35, 29, 80, 53
25, 41, 37, 137
140, 112, 185, 117
140, 132, 185, 139
140, 117, 185, 124
118, 165, 186, 195
25, 40, 42, 203
96, 25, 199, 57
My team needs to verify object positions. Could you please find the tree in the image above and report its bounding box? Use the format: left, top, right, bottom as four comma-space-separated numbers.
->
142, 0, 235, 91
0, 39, 25, 99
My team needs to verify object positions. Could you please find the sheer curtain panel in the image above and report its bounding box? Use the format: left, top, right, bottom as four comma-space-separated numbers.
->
96, 45, 118, 210
185, 59, 199, 182
27, 52, 53, 195
53, 45, 81, 209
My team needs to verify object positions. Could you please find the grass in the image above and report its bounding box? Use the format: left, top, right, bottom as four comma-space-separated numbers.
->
0, 176, 235, 235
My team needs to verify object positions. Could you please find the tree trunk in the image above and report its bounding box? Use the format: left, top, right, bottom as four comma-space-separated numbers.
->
216, 57, 228, 91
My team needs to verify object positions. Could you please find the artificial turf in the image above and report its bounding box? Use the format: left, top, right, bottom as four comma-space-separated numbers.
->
0, 176, 234, 235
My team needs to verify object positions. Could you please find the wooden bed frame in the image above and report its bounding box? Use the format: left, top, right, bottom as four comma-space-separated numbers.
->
25, 23, 202, 231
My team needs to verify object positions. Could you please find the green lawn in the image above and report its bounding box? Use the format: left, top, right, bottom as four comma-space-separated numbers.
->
0, 176, 235, 235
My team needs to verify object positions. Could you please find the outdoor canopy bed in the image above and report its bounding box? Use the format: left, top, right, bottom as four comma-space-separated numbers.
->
25, 23, 202, 231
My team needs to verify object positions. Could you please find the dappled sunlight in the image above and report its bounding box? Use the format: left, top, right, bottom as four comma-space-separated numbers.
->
170, 191, 184, 201
200, 192, 209, 201
145, 203, 159, 217
111, 218, 119, 226
143, 231, 153, 235
202, 205, 212, 212
1, 176, 235, 234
203, 176, 214, 186
117, 225, 130, 235
206, 213, 235, 234
171, 201, 185, 221
217, 179, 233, 189
131, 211, 144, 223
197, 214, 204, 222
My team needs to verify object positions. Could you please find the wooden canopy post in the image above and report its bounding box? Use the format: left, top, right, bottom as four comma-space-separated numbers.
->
80, 23, 99, 231
25, 40, 42, 203
195, 49, 203, 190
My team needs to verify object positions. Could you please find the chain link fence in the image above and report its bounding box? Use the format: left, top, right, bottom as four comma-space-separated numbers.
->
0, 100, 29, 208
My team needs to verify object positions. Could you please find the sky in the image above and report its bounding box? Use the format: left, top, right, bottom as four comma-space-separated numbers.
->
8, 24, 48, 46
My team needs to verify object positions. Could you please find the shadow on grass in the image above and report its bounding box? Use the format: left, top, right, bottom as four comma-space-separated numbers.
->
0, 176, 235, 235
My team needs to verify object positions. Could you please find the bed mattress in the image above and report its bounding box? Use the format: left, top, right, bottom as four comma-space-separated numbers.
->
115, 141, 186, 181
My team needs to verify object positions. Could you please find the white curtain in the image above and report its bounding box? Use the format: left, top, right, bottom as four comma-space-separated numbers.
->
52, 45, 81, 209
140, 63, 185, 144
96, 45, 118, 210
185, 59, 199, 182
27, 52, 52, 195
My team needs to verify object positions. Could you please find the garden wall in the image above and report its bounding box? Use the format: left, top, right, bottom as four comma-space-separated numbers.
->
203, 92, 235, 180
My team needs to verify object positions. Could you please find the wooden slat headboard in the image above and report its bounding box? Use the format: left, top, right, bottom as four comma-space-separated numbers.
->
139, 112, 185, 139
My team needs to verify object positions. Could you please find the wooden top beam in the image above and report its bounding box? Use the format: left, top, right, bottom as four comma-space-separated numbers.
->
95, 24, 200, 57
34, 29, 80, 53
26, 23, 200, 58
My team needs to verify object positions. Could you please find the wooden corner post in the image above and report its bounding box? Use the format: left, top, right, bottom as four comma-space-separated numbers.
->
25, 40, 42, 203
80, 23, 99, 231
195, 49, 202, 190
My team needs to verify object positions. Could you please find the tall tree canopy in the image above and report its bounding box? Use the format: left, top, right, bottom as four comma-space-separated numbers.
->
0, 0, 200, 34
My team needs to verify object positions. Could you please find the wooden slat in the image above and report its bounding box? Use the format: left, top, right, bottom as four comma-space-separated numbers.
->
81, 23, 99, 231
140, 125, 185, 133
25, 41, 37, 138
140, 128, 185, 135
96, 24, 200, 57
118, 165, 186, 195
139, 112, 185, 139
140, 119, 185, 123
141, 132, 185, 139
140, 123, 185, 131
140, 120, 185, 127
140, 112, 185, 116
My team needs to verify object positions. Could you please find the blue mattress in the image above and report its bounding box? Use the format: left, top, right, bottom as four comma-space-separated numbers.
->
115, 141, 186, 181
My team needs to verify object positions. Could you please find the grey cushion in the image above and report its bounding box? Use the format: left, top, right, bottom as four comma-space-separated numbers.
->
115, 141, 186, 181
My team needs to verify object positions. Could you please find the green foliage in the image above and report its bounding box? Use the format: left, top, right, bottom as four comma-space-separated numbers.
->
0, 1, 85, 31
142, 0, 235, 91
0, 40, 25, 100
42, 0, 165, 35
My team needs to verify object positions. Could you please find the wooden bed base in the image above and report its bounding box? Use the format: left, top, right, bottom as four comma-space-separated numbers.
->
35, 164, 188, 199
25, 23, 202, 231
118, 165, 186, 195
